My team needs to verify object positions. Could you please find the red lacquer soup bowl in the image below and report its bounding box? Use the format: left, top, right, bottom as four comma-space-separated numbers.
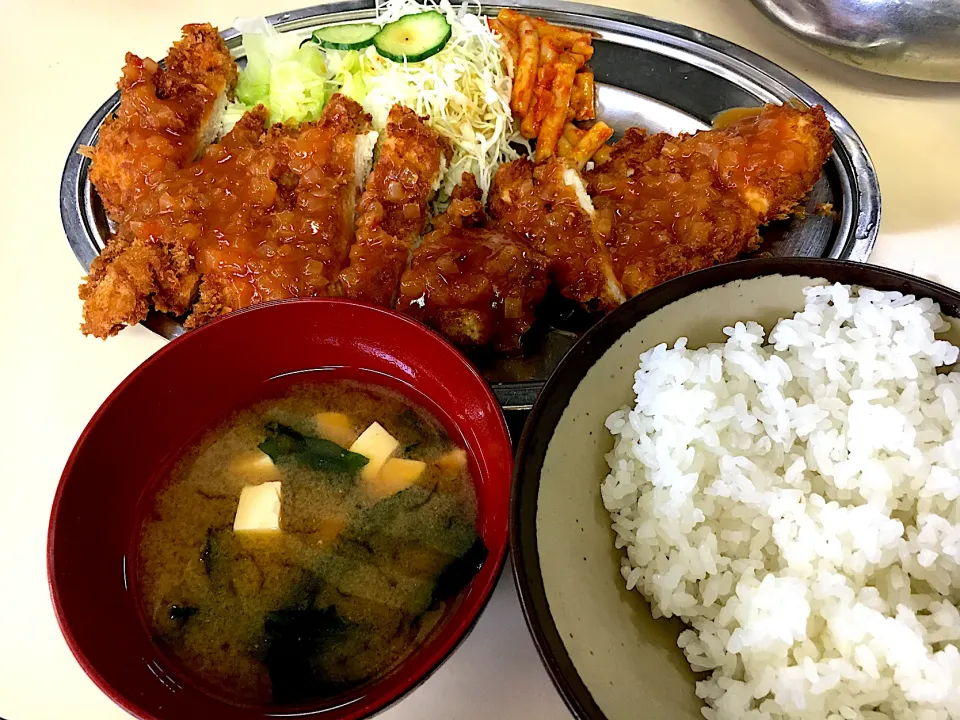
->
48, 298, 513, 720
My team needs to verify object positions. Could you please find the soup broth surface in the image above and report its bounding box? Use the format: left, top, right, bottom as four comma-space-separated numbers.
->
137, 379, 482, 705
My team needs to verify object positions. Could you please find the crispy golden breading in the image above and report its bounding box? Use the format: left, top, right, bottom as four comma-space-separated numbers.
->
339, 105, 452, 306
83, 24, 237, 221
587, 104, 833, 297
184, 273, 239, 330
80, 96, 374, 338
440, 172, 489, 229
79, 108, 266, 338
488, 156, 623, 310
79, 27, 834, 353
79, 230, 200, 338
165, 23, 239, 94
186, 95, 373, 328
398, 174, 550, 351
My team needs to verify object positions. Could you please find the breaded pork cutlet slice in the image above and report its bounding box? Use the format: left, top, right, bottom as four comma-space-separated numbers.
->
187, 95, 377, 327
82, 23, 238, 221
338, 105, 452, 306
78, 223, 200, 340
587, 103, 833, 297
80, 95, 376, 338
78, 108, 265, 339
488, 157, 624, 311
398, 173, 550, 352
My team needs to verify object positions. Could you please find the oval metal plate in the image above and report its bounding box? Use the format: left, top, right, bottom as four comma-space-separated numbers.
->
60, 0, 880, 410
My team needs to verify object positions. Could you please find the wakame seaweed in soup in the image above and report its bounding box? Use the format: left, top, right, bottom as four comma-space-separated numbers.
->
136, 380, 485, 705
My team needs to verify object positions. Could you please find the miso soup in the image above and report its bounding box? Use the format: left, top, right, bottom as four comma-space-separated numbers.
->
136, 379, 485, 705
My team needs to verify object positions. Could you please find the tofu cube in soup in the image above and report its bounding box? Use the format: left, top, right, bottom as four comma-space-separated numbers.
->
350, 422, 400, 481
436, 448, 468, 475
315, 411, 357, 446
369, 458, 427, 499
233, 481, 282, 534
312, 517, 347, 548
229, 450, 281, 481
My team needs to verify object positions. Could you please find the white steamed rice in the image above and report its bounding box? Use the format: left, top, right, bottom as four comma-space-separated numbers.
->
602, 284, 960, 719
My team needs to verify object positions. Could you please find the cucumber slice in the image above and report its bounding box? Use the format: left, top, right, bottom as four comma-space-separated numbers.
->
373, 11, 452, 63
311, 23, 380, 51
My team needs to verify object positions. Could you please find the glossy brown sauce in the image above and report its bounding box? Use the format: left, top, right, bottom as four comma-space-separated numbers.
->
119, 58, 197, 167
340, 106, 449, 306
588, 104, 826, 296
711, 106, 763, 130
125, 105, 364, 310
399, 226, 550, 351
488, 157, 619, 310
85, 55, 214, 219
397, 173, 550, 350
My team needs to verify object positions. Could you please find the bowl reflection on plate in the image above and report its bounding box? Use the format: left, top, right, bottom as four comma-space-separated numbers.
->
48, 298, 513, 720
510, 258, 960, 719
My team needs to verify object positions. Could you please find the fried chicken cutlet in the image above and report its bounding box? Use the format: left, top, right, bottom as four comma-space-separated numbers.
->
80, 95, 376, 338
587, 103, 833, 296
82, 24, 238, 221
398, 173, 550, 351
488, 157, 624, 311
338, 105, 452, 306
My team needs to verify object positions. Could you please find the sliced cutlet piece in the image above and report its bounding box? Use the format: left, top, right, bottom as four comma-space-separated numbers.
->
78, 225, 200, 339
184, 94, 375, 327
398, 173, 550, 351
83, 23, 238, 221
587, 103, 833, 297
79, 107, 266, 338
80, 96, 377, 337
339, 105, 452, 306
488, 157, 624, 311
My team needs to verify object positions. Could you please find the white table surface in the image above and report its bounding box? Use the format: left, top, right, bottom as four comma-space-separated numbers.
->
3, 0, 960, 718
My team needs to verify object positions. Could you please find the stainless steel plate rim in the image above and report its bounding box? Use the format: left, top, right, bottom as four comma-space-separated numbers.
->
60, 0, 881, 410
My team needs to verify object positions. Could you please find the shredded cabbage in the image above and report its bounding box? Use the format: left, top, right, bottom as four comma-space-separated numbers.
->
224, 0, 520, 203
224, 17, 328, 130
329, 0, 521, 202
